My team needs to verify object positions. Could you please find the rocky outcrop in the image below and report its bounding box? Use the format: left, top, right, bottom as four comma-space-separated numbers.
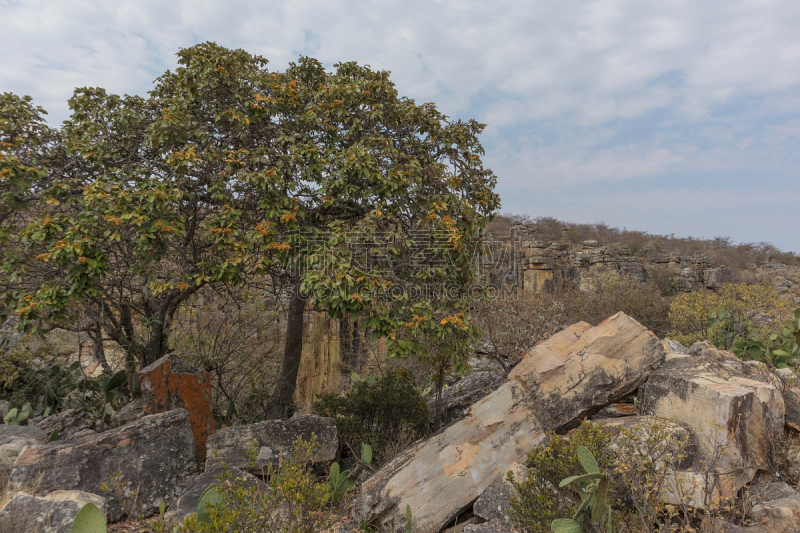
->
0, 490, 106, 533
8, 409, 196, 521
139, 354, 215, 462
638, 353, 785, 505
206, 415, 338, 474
352, 312, 665, 533
165, 465, 268, 524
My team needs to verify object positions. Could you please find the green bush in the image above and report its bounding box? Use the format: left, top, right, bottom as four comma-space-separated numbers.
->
179, 436, 338, 533
314, 371, 429, 464
509, 421, 613, 533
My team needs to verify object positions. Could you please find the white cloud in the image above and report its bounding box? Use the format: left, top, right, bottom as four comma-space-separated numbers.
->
2, 0, 799, 250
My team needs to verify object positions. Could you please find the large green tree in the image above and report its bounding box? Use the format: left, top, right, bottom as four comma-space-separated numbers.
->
0, 43, 500, 416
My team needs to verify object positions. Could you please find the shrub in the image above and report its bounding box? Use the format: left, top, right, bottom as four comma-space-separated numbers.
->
668, 282, 791, 346
472, 291, 566, 370
179, 435, 340, 533
314, 371, 429, 465
562, 269, 670, 337
509, 421, 613, 533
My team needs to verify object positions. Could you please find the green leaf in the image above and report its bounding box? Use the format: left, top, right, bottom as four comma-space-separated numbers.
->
197, 485, 224, 523
559, 472, 604, 488
551, 518, 584, 533
329, 461, 341, 481
159, 500, 165, 516
105, 370, 127, 391
47, 429, 59, 443
70, 502, 106, 533
361, 442, 372, 465
405, 504, 413, 533
576, 446, 599, 474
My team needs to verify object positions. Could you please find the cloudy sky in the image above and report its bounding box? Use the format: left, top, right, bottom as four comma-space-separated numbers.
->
3, 0, 799, 251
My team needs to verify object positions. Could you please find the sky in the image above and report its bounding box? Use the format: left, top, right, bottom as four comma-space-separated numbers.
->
2, 0, 799, 252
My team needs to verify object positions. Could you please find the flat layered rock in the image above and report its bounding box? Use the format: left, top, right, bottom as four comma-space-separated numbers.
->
8, 409, 196, 521
352, 312, 665, 533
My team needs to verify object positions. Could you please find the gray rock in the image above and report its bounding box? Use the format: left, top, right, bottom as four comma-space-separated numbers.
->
165, 465, 268, 524
0, 400, 11, 419
8, 409, 196, 521
432, 371, 504, 424
473, 479, 513, 524
464, 522, 514, 533
0, 436, 42, 494
0, 425, 49, 493
32, 409, 100, 441
748, 482, 796, 503
663, 339, 690, 355
111, 398, 145, 427
206, 415, 337, 474
0, 424, 47, 444
0, 490, 106, 533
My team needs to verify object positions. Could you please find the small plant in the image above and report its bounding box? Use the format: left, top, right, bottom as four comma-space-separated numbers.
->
100, 470, 141, 520
181, 435, 340, 533
706, 307, 800, 368
326, 442, 372, 504
69, 502, 106, 533
405, 504, 412, 533
197, 485, 224, 523
3, 403, 32, 425
551, 446, 613, 533
510, 421, 612, 533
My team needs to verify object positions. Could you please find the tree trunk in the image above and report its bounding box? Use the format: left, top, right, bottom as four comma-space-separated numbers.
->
265, 292, 306, 419
89, 323, 112, 375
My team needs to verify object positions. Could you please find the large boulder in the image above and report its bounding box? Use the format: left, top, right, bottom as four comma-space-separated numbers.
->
206, 415, 338, 474
352, 312, 665, 533
0, 490, 106, 533
139, 354, 215, 462
638, 353, 785, 506
8, 409, 196, 521
165, 465, 268, 524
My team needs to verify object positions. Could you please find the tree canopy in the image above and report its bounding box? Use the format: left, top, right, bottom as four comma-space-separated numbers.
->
0, 42, 500, 414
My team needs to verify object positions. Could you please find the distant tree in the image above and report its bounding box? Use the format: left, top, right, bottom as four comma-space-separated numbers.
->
0, 43, 500, 414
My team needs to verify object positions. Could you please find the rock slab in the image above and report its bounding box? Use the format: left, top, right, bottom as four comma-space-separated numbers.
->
139, 354, 215, 462
206, 414, 338, 473
352, 312, 665, 533
8, 409, 196, 521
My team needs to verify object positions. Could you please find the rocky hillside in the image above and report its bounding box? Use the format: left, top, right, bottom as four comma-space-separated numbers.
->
3, 312, 800, 532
